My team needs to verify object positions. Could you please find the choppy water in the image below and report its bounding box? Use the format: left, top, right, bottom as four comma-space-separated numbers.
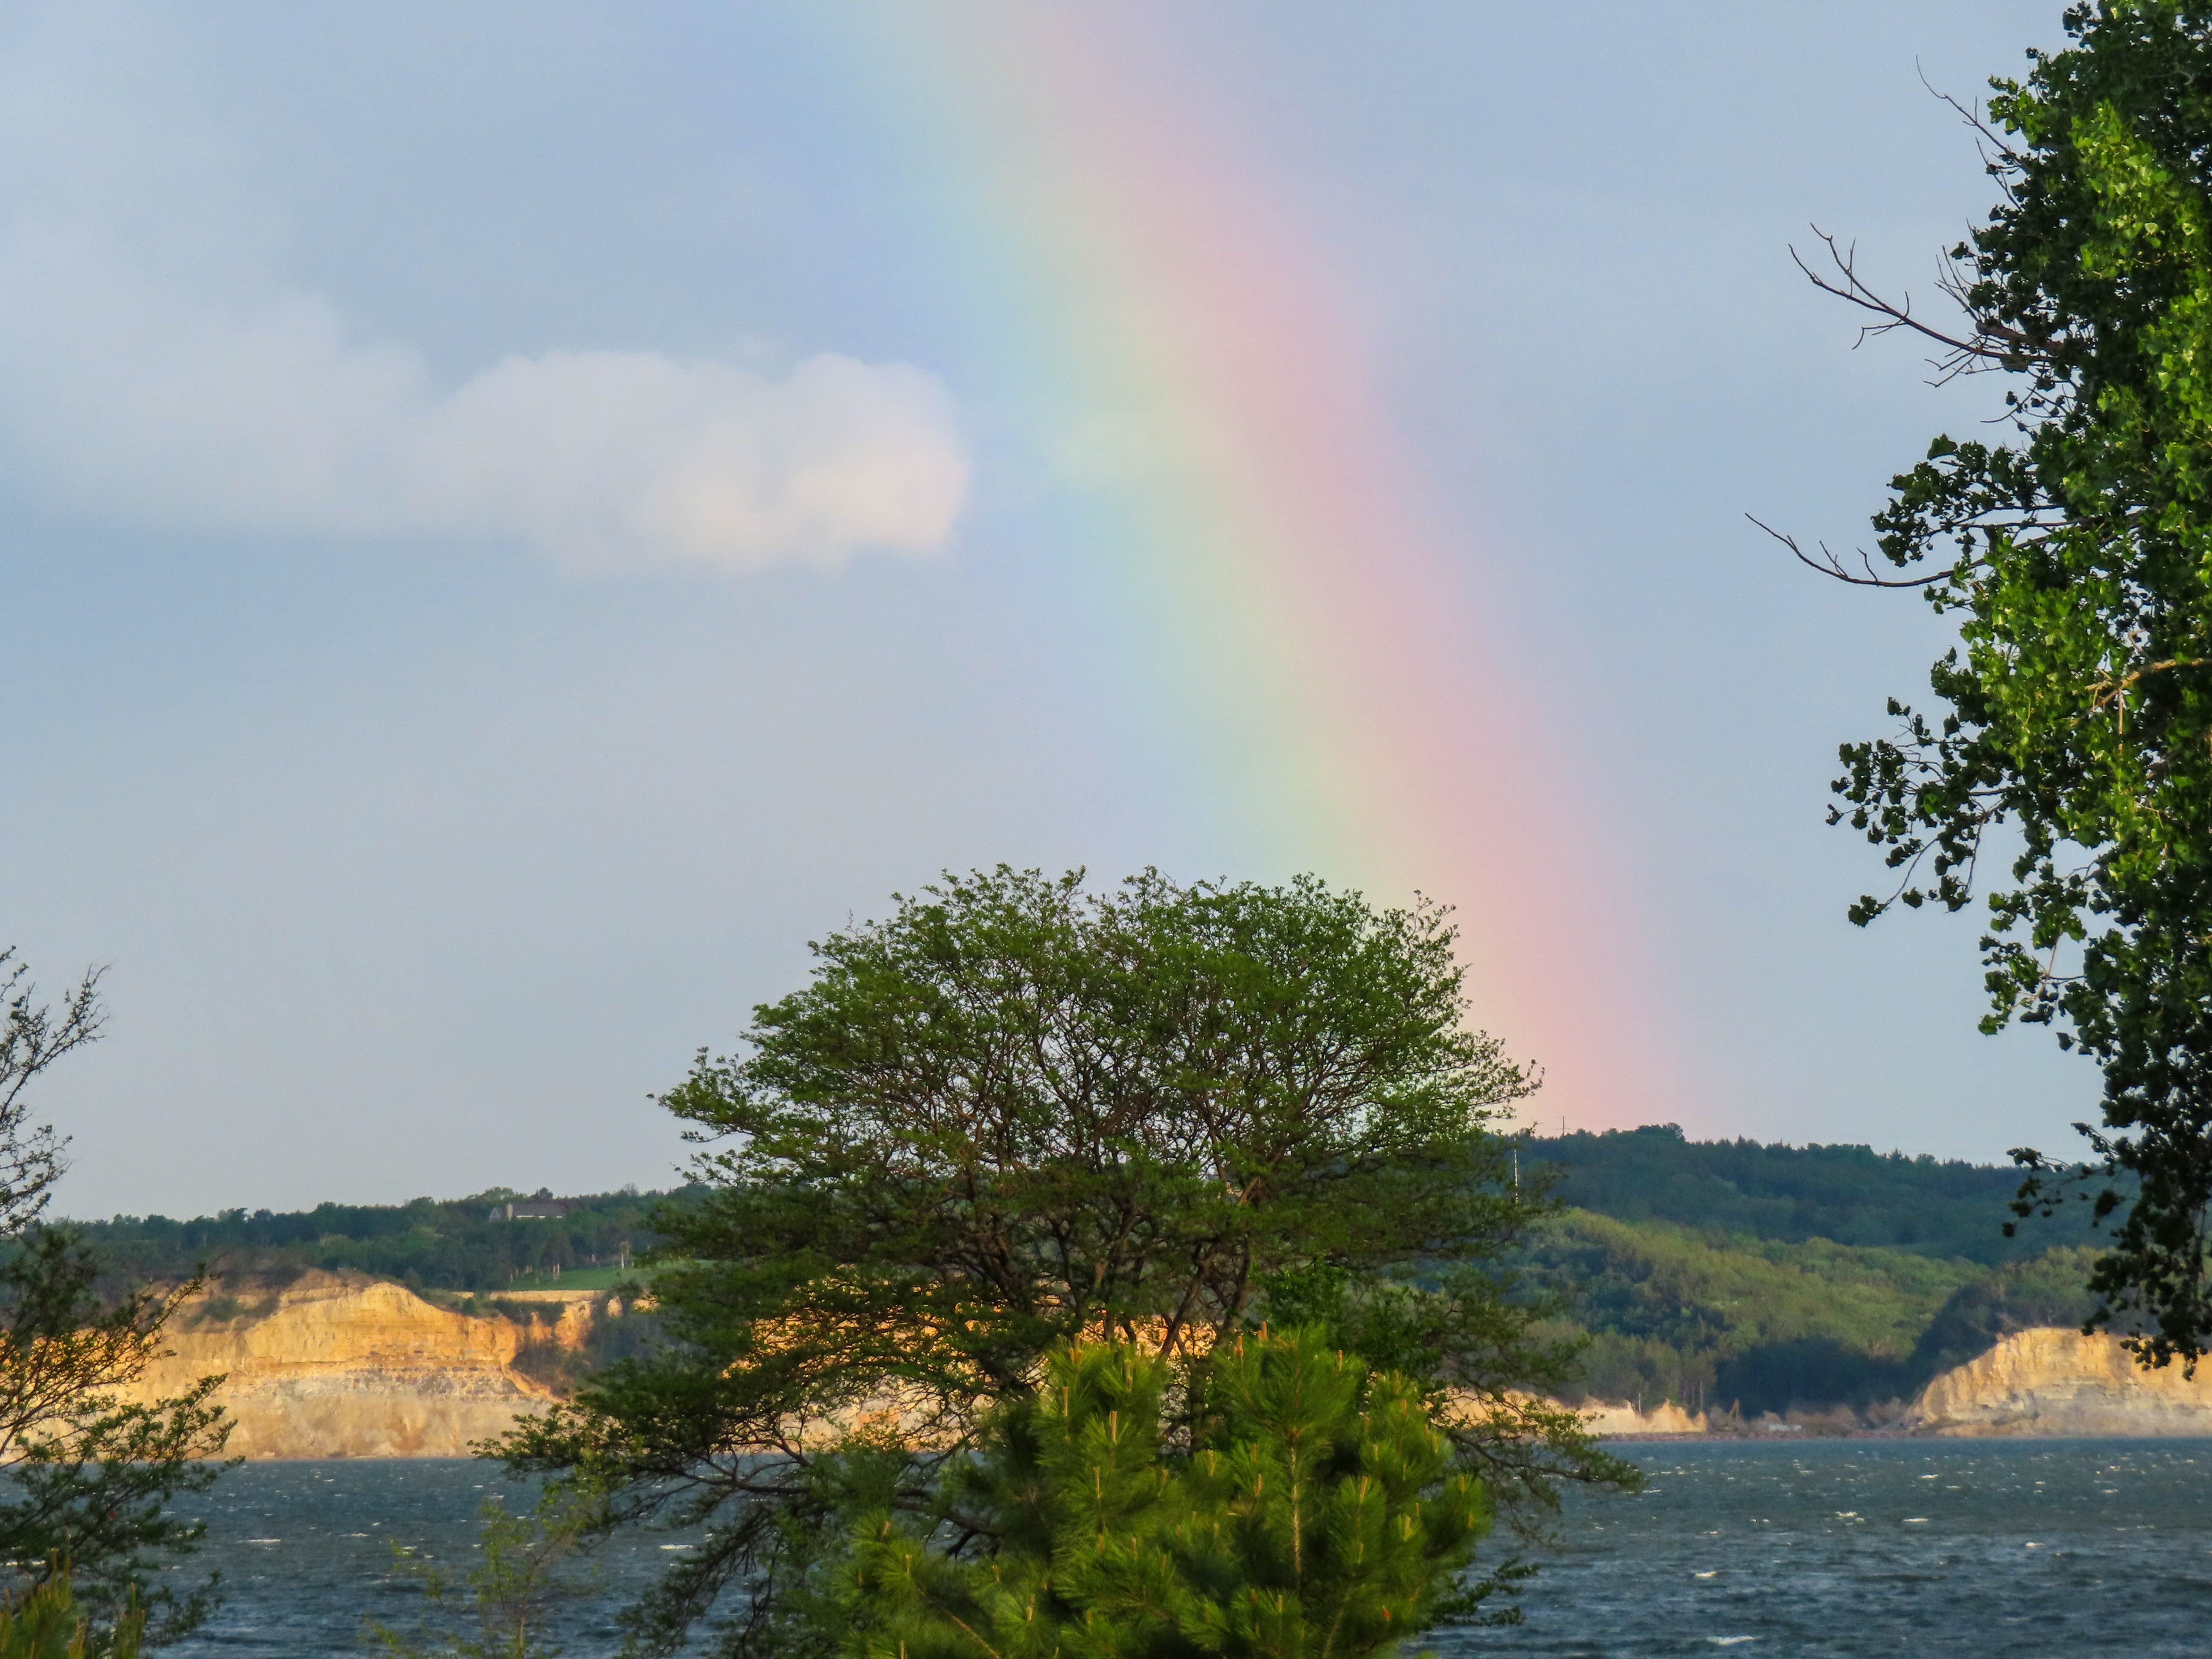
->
160, 1461, 684, 1657
1476, 1439, 2212, 1656
160, 1442, 2212, 1656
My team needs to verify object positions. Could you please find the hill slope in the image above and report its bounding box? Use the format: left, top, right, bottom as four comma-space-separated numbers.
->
1524, 1210, 2102, 1418
1527, 1124, 2108, 1263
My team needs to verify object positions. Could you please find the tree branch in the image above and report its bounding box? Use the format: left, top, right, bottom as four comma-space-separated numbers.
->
1747, 513, 1960, 588
1790, 227, 2036, 378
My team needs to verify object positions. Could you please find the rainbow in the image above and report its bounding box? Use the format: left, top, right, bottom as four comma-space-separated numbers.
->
836, 8, 1681, 1129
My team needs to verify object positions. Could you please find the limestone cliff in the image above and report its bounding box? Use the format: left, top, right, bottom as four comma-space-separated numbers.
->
1907, 1326, 2212, 1436
493, 1287, 606, 1351
1575, 1398, 1708, 1436
119, 1276, 555, 1459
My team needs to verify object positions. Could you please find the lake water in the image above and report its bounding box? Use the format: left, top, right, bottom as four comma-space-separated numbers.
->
161, 1441, 2212, 1656
1475, 1439, 2212, 1656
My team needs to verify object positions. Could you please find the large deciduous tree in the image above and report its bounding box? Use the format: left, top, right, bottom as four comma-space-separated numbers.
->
1786, 2, 2212, 1364
500, 868, 1627, 1657
0, 951, 233, 1644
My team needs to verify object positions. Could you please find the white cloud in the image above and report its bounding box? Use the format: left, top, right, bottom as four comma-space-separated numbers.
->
0, 224, 968, 573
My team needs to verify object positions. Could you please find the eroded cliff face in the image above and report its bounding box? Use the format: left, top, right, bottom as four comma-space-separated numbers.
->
1573, 1399, 1708, 1436
1571, 1328, 2212, 1438
1908, 1326, 2212, 1436
120, 1276, 554, 1459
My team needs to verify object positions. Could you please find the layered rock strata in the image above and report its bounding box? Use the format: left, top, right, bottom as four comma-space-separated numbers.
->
1575, 1398, 1709, 1436
1906, 1326, 2212, 1436
492, 1287, 605, 1351
119, 1276, 553, 1458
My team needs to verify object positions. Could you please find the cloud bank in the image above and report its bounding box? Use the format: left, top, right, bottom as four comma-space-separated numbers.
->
0, 227, 968, 573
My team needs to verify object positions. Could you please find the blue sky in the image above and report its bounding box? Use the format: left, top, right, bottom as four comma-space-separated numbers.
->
3, 2, 2083, 1217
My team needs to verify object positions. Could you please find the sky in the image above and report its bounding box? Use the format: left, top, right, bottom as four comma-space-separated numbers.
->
1, 0, 2088, 1219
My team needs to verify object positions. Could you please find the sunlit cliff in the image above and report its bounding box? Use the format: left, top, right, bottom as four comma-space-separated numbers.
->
116, 1276, 561, 1458
1906, 1327, 2212, 1437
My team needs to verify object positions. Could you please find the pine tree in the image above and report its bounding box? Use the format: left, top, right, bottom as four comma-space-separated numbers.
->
1173, 1333, 1490, 1657
0, 1577, 144, 1659
841, 1330, 1489, 1659
846, 1342, 1185, 1659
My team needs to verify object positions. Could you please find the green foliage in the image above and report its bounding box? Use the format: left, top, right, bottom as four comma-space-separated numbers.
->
0, 1576, 143, 1659
496, 868, 1617, 1658
1540, 1212, 1980, 1361
1534, 1125, 2109, 1263
69, 1190, 684, 1295
1814, 2, 2212, 1361
841, 1331, 1488, 1659
370, 1476, 608, 1659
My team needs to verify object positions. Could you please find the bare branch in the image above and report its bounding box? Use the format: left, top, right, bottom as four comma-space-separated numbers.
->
2084, 658, 2210, 733
1790, 228, 2036, 378
1747, 513, 1960, 589
1916, 60, 2024, 164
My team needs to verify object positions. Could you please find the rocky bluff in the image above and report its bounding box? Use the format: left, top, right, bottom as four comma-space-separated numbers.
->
117, 1275, 615, 1458
1907, 1327, 2212, 1436
1574, 1328, 2212, 1438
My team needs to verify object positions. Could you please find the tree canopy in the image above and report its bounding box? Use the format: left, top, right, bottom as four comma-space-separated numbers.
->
500, 868, 1626, 1656
1797, 1, 2212, 1363
72, 1188, 677, 1294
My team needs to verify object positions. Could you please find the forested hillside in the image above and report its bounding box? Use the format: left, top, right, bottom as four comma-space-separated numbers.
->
1525, 1214, 2099, 1419
1524, 1126, 2113, 1419
1528, 1124, 2108, 1263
